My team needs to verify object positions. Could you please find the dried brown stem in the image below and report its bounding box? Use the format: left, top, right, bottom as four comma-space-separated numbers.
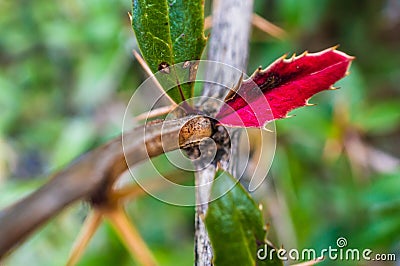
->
0, 116, 213, 258
195, 0, 254, 265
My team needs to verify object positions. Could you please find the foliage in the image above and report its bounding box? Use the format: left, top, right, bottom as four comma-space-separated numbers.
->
205, 170, 282, 266
132, 0, 206, 103
217, 48, 353, 127
0, 0, 399, 265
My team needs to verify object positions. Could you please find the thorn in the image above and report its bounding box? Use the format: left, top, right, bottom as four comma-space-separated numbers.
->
158, 62, 170, 74
329, 86, 341, 90
302, 50, 309, 56
291, 52, 297, 59
182, 60, 191, 69
305, 101, 317, 106
285, 114, 296, 119
66, 211, 102, 266
265, 222, 270, 229
132, 50, 177, 106
251, 14, 287, 40
134, 105, 175, 121
345, 71, 351, 76
225, 72, 244, 101
234, 72, 244, 91
204, 15, 212, 30
331, 44, 340, 50
105, 207, 157, 266
258, 204, 263, 211
127, 12, 132, 23
262, 124, 275, 132
252, 66, 263, 77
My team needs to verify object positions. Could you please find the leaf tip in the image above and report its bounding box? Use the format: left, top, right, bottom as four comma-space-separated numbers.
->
331, 48, 355, 61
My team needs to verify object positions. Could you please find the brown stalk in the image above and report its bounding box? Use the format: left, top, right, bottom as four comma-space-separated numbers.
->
0, 116, 213, 258
195, 0, 254, 265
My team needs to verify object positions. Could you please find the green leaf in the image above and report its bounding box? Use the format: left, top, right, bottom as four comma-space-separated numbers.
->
205, 170, 283, 266
353, 100, 400, 135
132, 0, 206, 103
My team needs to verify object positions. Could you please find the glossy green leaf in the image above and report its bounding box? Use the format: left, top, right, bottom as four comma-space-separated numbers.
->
205, 170, 283, 266
132, 0, 206, 103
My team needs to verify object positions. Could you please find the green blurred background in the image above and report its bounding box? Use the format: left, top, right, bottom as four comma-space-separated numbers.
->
0, 0, 399, 265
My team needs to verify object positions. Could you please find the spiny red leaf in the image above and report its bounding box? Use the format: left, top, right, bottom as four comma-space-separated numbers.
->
216, 47, 354, 127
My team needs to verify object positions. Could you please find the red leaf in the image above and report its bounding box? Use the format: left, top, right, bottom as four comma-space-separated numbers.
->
216, 47, 354, 127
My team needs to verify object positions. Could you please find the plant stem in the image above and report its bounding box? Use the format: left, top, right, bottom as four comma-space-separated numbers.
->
194, 0, 254, 265
0, 116, 212, 258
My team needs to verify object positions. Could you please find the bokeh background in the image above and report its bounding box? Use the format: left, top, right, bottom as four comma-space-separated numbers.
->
1, 0, 399, 265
